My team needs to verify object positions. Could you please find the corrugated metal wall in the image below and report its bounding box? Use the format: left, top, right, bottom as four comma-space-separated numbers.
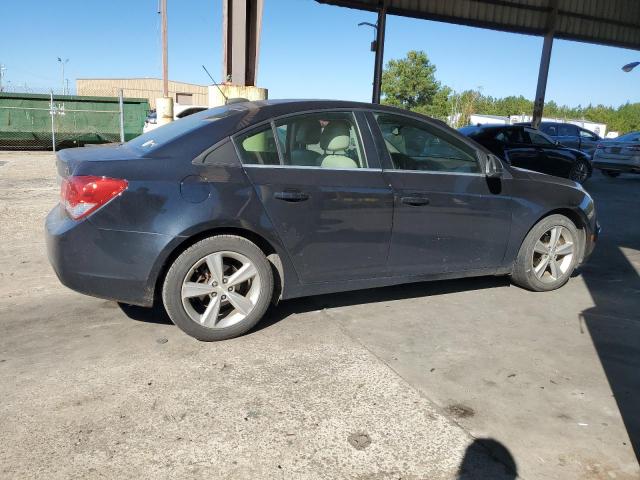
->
76, 78, 209, 109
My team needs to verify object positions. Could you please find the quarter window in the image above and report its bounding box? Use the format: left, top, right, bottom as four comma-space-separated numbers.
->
374, 114, 479, 173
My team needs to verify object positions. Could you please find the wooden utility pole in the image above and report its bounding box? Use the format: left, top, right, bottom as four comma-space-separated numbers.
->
161, 0, 168, 97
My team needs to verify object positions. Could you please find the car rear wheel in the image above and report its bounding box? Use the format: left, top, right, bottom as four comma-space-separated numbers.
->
601, 169, 620, 178
569, 160, 590, 183
511, 214, 581, 292
162, 235, 273, 341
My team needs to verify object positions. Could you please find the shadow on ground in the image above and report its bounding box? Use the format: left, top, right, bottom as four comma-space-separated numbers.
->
580, 175, 640, 461
457, 438, 517, 479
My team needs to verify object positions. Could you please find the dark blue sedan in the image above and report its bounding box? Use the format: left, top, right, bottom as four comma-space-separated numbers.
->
46, 100, 599, 341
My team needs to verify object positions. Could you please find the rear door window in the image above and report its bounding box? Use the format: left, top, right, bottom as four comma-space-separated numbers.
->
557, 124, 578, 137
274, 112, 366, 168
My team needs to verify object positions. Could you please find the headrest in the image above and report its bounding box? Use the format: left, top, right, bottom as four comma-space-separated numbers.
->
321, 155, 358, 169
295, 119, 322, 144
320, 121, 351, 151
242, 131, 275, 152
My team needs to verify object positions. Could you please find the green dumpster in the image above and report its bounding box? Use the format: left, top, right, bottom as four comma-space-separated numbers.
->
0, 92, 149, 149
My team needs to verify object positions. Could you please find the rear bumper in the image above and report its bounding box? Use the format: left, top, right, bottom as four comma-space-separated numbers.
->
593, 154, 640, 172
45, 205, 174, 306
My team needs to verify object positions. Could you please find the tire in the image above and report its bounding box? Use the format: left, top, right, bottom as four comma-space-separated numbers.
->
601, 169, 620, 178
162, 235, 273, 341
511, 214, 582, 292
569, 160, 590, 184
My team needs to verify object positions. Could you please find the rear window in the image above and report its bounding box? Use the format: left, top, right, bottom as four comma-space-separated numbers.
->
616, 131, 640, 142
128, 105, 244, 151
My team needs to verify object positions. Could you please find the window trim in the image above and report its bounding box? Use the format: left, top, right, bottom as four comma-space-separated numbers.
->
231, 109, 373, 171
367, 110, 484, 175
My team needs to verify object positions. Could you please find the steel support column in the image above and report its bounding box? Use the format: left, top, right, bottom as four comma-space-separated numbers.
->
372, 3, 387, 104
532, 0, 558, 128
223, 0, 263, 86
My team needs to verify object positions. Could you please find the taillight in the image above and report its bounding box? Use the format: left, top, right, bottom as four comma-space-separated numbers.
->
60, 175, 128, 220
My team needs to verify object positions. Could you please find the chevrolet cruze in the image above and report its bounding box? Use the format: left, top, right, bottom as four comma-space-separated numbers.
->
46, 100, 599, 341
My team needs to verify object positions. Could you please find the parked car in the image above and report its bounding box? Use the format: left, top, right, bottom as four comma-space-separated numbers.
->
593, 130, 640, 177
143, 106, 208, 133
460, 124, 592, 183
517, 121, 602, 156
46, 100, 599, 341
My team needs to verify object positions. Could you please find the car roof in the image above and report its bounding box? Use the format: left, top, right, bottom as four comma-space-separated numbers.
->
464, 124, 521, 131
204, 98, 425, 117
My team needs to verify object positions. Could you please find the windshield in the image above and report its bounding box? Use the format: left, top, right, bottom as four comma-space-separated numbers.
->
128, 105, 245, 151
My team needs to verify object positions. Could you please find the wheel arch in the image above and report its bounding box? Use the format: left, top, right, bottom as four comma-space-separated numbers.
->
151, 226, 287, 306
526, 207, 588, 263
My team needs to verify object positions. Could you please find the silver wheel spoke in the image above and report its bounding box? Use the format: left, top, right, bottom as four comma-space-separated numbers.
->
534, 256, 550, 278
182, 282, 216, 298
531, 224, 575, 284
205, 253, 224, 285
549, 259, 559, 279
181, 250, 261, 329
226, 290, 254, 316
555, 242, 573, 256
226, 262, 257, 288
534, 240, 549, 254
200, 296, 221, 327
549, 227, 562, 250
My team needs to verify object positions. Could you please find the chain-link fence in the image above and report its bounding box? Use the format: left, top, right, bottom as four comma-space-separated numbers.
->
0, 87, 150, 151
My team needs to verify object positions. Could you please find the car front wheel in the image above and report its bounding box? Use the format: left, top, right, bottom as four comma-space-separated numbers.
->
569, 160, 590, 184
162, 235, 273, 341
511, 214, 581, 292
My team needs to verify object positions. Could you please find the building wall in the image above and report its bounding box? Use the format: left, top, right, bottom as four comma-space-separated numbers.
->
76, 78, 208, 109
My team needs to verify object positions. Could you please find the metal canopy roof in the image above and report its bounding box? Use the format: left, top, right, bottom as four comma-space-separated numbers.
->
316, 0, 640, 51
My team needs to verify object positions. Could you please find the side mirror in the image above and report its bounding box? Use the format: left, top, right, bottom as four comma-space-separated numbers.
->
484, 154, 504, 178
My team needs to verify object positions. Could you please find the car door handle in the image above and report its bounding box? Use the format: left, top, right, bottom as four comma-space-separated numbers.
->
274, 190, 309, 202
401, 196, 430, 206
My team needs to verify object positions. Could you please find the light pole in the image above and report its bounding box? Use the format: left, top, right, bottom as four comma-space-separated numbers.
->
622, 61, 640, 72
57, 57, 69, 94
358, 10, 387, 104
0, 64, 6, 92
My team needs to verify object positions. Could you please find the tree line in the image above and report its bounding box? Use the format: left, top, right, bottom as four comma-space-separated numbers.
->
381, 50, 640, 133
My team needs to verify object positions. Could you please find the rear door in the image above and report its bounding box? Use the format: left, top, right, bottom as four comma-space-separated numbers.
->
368, 111, 512, 275
555, 123, 580, 149
236, 110, 394, 284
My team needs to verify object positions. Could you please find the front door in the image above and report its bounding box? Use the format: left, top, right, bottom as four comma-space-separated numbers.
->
367, 111, 512, 275
236, 111, 394, 284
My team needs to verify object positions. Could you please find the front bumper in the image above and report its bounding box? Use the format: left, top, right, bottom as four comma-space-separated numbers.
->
45, 205, 174, 306
583, 220, 600, 262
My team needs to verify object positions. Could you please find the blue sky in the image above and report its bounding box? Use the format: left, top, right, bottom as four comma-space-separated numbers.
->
2, 0, 638, 107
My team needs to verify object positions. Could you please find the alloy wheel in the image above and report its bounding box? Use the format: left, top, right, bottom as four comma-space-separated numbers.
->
531, 226, 575, 284
570, 162, 589, 183
181, 251, 261, 328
